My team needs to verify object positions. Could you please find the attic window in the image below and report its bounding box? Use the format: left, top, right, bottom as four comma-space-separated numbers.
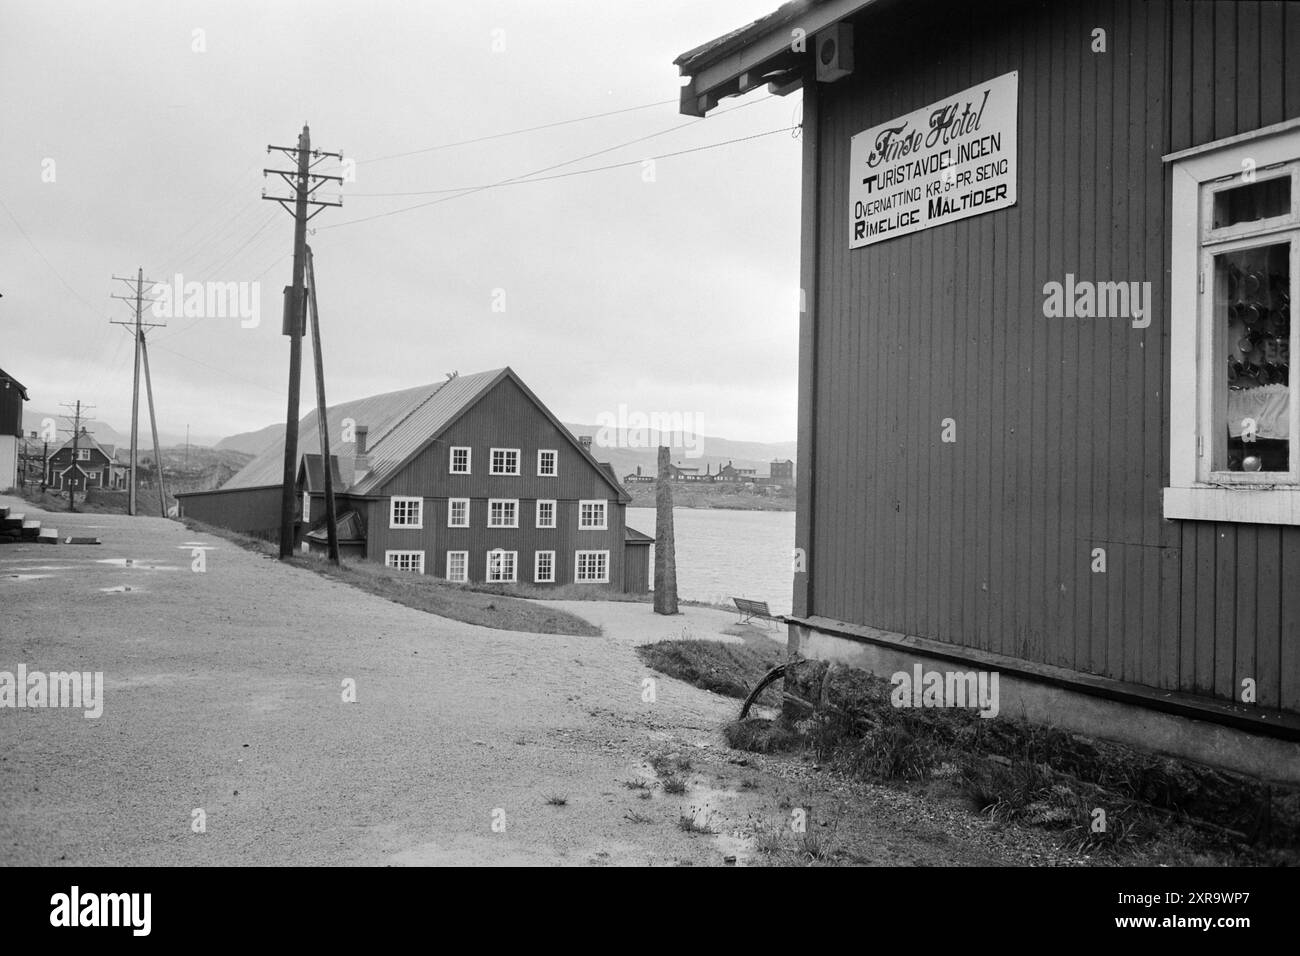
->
450, 447, 471, 474
76, 449, 91, 461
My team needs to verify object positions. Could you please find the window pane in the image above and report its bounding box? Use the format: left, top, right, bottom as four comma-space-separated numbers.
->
1216, 241, 1291, 473
1213, 177, 1291, 230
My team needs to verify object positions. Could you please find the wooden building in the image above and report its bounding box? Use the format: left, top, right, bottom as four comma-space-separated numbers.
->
177, 367, 651, 592
677, 0, 1300, 779
45, 428, 127, 491
0, 368, 28, 491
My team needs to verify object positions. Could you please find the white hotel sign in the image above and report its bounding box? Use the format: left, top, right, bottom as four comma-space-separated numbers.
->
849, 71, 1018, 248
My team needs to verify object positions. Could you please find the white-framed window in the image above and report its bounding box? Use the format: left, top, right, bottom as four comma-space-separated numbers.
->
486, 549, 517, 582
534, 550, 555, 583
448, 498, 470, 528
446, 550, 468, 583
1165, 119, 1300, 524
490, 448, 520, 475
389, 496, 423, 529
575, 550, 609, 583
536, 499, 556, 528
75, 448, 90, 461
450, 446, 471, 474
579, 499, 607, 530
537, 449, 557, 477
385, 550, 425, 573
488, 498, 518, 528
302, 491, 311, 523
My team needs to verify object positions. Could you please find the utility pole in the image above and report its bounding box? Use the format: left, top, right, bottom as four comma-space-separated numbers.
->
58, 401, 94, 512
111, 268, 163, 516
140, 335, 168, 516
305, 245, 340, 564
263, 125, 342, 559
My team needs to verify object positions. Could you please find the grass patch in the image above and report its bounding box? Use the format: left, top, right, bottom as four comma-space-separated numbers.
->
724, 717, 801, 754
636, 636, 785, 703
182, 518, 601, 637
543, 793, 568, 807
732, 661, 1300, 863
662, 777, 688, 796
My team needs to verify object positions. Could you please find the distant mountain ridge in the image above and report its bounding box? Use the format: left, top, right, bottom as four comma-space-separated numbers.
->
217, 420, 796, 480
23, 409, 219, 450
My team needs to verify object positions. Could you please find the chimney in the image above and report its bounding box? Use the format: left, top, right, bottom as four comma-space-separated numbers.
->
579, 435, 593, 452
354, 425, 371, 477
636, 465, 641, 476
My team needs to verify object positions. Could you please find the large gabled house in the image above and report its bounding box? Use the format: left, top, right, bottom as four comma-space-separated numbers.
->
177, 367, 651, 593
45, 428, 127, 492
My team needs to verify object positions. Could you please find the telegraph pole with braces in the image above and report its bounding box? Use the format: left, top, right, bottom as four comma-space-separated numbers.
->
263, 125, 342, 559
111, 268, 165, 516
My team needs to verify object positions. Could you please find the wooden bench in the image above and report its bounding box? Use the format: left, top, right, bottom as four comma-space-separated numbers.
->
733, 597, 780, 629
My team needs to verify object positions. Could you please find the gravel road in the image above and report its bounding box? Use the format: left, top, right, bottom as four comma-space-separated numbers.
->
0, 495, 1082, 866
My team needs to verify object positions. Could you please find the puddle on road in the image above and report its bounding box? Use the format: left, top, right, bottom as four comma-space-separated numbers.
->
95, 558, 179, 571
4, 574, 51, 582
99, 585, 143, 593
5, 566, 74, 571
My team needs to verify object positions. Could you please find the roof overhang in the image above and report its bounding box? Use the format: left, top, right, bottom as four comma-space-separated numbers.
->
673, 0, 881, 116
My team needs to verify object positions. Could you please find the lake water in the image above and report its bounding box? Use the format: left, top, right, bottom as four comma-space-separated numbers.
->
626, 507, 795, 615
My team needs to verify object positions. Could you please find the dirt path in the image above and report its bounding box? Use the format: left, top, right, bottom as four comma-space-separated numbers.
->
0, 495, 1083, 866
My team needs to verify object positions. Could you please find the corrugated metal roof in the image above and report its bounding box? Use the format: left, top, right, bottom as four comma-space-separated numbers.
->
219, 370, 505, 493
217, 367, 631, 503
625, 526, 654, 544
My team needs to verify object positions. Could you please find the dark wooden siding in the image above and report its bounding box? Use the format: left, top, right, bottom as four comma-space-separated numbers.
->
808, 0, 1300, 712
177, 486, 281, 534
368, 376, 628, 586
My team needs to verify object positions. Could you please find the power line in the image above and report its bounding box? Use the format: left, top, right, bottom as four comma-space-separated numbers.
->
322, 122, 794, 230
355, 97, 678, 165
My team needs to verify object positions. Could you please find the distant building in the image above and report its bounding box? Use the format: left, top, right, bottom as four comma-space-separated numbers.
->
769, 459, 794, 483
177, 367, 650, 592
46, 428, 127, 492
717, 460, 757, 482
0, 368, 28, 490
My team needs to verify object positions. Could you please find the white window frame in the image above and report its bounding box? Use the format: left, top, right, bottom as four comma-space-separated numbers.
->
534, 550, 556, 583
536, 499, 556, 528
302, 491, 311, 523
446, 550, 468, 583
450, 446, 472, 474
578, 499, 607, 530
490, 447, 520, 475
488, 498, 518, 528
1165, 119, 1300, 524
574, 549, 609, 584
75, 448, 90, 461
447, 498, 470, 528
486, 549, 517, 583
385, 550, 425, 573
389, 495, 424, 529
537, 449, 557, 477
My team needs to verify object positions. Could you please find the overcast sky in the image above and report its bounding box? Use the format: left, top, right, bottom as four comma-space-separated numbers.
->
0, 0, 801, 446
